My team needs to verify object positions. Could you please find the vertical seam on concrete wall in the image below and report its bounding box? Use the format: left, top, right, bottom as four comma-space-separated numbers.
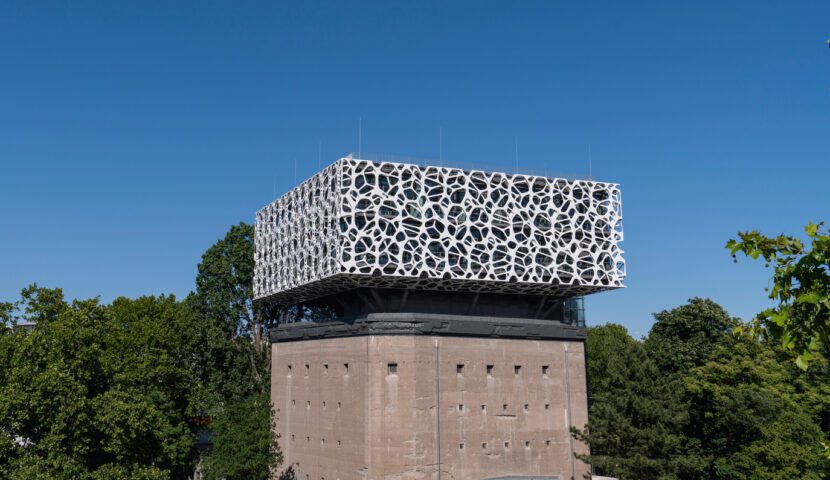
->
582, 340, 593, 477
435, 336, 441, 480
565, 344, 575, 480
365, 335, 371, 479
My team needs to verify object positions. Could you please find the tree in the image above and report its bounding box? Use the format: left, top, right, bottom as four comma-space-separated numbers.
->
574, 324, 696, 479
645, 298, 739, 376
576, 299, 830, 479
202, 392, 281, 480
0, 286, 202, 479
727, 221, 830, 369
0, 223, 284, 479
685, 336, 830, 479
191, 223, 282, 479
195, 223, 277, 357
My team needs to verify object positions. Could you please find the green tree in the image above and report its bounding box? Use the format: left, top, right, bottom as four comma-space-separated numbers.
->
727, 221, 830, 369
202, 392, 281, 480
577, 299, 830, 479
191, 223, 282, 480
574, 324, 695, 479
0, 286, 202, 479
685, 336, 830, 479
645, 298, 740, 376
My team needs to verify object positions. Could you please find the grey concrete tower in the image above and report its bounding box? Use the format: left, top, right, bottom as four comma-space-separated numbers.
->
255, 155, 625, 480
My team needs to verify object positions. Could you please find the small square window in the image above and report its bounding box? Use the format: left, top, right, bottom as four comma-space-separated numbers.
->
321, 438, 326, 445
337, 402, 342, 410
504, 441, 510, 449
503, 404, 508, 411
523, 404, 529, 412
305, 364, 310, 375
306, 436, 310, 443
458, 404, 464, 412
288, 364, 292, 375
514, 365, 522, 375
388, 363, 398, 375
481, 404, 486, 412
459, 443, 465, 450
323, 401, 327, 409
344, 363, 349, 373
486, 365, 494, 376
525, 440, 531, 449
542, 365, 549, 375
545, 403, 550, 410
306, 401, 311, 409
291, 434, 295, 441
292, 400, 296, 407
456, 364, 464, 375
337, 440, 341, 447
324, 363, 329, 373
545, 440, 551, 446
481, 442, 487, 449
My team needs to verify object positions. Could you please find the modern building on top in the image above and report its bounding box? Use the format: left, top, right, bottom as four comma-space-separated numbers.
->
254, 154, 625, 480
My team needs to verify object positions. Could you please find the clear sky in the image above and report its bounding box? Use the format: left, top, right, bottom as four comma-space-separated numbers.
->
1, 1, 828, 336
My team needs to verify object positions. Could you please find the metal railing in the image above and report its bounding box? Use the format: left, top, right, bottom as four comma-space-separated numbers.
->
343, 152, 595, 182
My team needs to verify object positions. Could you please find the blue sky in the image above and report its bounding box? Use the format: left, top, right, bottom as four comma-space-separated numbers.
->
1, 1, 828, 336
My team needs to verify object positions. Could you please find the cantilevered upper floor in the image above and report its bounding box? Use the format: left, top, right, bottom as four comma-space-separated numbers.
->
254, 155, 625, 305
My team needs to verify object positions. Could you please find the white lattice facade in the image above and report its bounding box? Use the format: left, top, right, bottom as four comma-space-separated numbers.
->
254, 157, 625, 304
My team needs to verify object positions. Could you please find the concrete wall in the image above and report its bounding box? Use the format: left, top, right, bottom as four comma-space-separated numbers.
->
272, 335, 589, 480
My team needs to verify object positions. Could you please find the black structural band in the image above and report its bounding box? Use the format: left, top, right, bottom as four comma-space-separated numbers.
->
270, 312, 586, 343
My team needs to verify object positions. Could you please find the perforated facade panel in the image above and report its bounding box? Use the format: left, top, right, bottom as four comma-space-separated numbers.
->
255, 157, 625, 304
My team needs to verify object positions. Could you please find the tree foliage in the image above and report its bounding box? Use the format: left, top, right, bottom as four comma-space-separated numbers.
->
727, 221, 830, 369
0, 222, 282, 479
0, 288, 201, 479
576, 298, 830, 480
190, 222, 281, 480
202, 392, 281, 480
574, 324, 693, 478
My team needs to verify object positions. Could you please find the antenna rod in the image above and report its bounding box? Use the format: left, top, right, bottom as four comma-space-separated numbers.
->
588, 144, 593, 179
358, 118, 362, 159
514, 136, 519, 173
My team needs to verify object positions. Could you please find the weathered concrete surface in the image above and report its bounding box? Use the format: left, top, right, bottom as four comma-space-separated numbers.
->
272, 335, 589, 480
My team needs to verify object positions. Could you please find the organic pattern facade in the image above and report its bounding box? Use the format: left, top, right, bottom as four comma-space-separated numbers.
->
255, 157, 625, 304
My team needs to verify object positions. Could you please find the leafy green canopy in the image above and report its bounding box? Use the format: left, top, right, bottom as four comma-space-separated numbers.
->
0, 287, 201, 479
189, 222, 282, 480
727, 221, 830, 369
575, 298, 830, 480
0, 222, 282, 480
574, 324, 692, 478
